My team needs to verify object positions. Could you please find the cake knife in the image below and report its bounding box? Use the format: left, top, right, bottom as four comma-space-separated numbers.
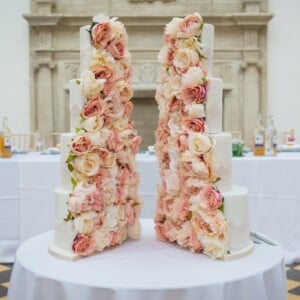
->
250, 231, 277, 246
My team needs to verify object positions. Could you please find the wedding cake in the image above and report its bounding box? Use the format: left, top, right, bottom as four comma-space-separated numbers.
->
154, 13, 253, 259
49, 15, 142, 260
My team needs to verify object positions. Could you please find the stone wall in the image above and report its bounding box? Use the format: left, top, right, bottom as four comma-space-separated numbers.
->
24, 0, 272, 149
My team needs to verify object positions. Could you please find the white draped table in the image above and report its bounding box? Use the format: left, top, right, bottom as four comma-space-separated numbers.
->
1, 152, 300, 263
8, 219, 287, 300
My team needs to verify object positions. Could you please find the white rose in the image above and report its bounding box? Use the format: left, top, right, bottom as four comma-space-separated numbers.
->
185, 104, 205, 118
88, 130, 110, 146
158, 45, 170, 65
127, 220, 141, 239
111, 20, 128, 45
82, 116, 104, 132
81, 70, 105, 99
173, 48, 199, 71
73, 153, 101, 177
113, 117, 129, 131
165, 169, 180, 193
200, 236, 227, 259
182, 66, 206, 87
103, 205, 119, 229
165, 17, 182, 37
176, 221, 191, 247
92, 228, 110, 251
74, 211, 97, 235
168, 113, 182, 137
188, 133, 212, 155
191, 160, 209, 177
168, 146, 180, 170
90, 48, 114, 69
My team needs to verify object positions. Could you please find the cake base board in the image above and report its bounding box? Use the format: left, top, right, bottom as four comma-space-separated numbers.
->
48, 240, 80, 261
222, 240, 254, 261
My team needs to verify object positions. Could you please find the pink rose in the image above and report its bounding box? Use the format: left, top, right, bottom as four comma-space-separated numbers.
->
167, 96, 181, 113
91, 22, 113, 48
130, 134, 141, 154
116, 80, 133, 103
177, 134, 189, 152
72, 234, 96, 256
107, 38, 126, 59
124, 101, 133, 116
125, 203, 135, 225
82, 96, 107, 118
199, 185, 222, 210
117, 165, 131, 186
108, 231, 122, 247
115, 185, 126, 204
155, 223, 169, 242
71, 134, 92, 156
156, 119, 170, 143
94, 168, 109, 188
178, 13, 203, 38
103, 82, 115, 98
189, 230, 203, 252
107, 130, 121, 152
92, 65, 114, 82
181, 85, 207, 105
181, 116, 206, 132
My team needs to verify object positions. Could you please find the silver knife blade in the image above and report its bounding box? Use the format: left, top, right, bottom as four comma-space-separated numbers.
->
250, 231, 277, 246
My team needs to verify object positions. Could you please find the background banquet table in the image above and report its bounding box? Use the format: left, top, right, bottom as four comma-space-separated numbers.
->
0, 152, 300, 263
7, 219, 287, 300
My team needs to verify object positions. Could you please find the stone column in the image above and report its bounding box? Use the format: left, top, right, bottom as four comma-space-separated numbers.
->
242, 28, 261, 148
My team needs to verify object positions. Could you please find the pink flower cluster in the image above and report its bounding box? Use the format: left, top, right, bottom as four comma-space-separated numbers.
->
154, 13, 228, 258
67, 16, 142, 257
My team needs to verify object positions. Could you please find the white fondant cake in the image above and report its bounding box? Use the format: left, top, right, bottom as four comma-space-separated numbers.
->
50, 15, 142, 260
154, 13, 252, 259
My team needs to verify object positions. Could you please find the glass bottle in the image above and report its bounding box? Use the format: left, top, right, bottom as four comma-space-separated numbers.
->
253, 114, 265, 156
0, 116, 12, 158
265, 114, 277, 156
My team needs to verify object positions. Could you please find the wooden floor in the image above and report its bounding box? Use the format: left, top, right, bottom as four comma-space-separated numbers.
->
1, 263, 300, 299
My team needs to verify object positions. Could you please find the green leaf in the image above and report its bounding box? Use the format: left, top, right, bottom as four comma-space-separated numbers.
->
75, 79, 81, 85
75, 127, 81, 133
219, 201, 224, 213
187, 211, 193, 220
68, 163, 74, 172
66, 153, 76, 163
64, 210, 74, 222
71, 176, 78, 189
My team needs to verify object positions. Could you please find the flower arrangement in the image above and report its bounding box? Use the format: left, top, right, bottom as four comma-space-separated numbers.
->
65, 14, 142, 257
154, 13, 228, 258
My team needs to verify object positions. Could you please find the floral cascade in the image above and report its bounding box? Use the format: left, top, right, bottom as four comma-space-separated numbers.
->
154, 13, 228, 258
65, 15, 142, 257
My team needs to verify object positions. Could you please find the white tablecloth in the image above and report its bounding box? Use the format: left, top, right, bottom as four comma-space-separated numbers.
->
8, 219, 287, 300
1, 152, 300, 264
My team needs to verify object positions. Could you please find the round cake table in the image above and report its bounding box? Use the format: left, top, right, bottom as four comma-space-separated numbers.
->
8, 219, 287, 300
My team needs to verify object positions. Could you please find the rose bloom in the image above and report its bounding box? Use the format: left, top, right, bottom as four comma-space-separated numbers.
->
107, 37, 126, 60
92, 65, 114, 82
73, 153, 101, 177
82, 96, 107, 118
173, 48, 200, 75
199, 185, 222, 210
82, 115, 104, 132
127, 220, 141, 239
188, 132, 212, 155
178, 13, 203, 38
72, 234, 96, 256
68, 182, 96, 215
124, 101, 133, 116
167, 96, 181, 113
92, 228, 110, 251
155, 222, 169, 242
81, 70, 105, 99
107, 130, 121, 152
189, 230, 203, 253
91, 21, 113, 48
158, 45, 175, 66
181, 85, 207, 105
130, 134, 141, 154
74, 211, 98, 235
71, 134, 92, 155
177, 134, 189, 152
181, 116, 206, 132
164, 17, 182, 42
182, 66, 206, 87
201, 235, 227, 259
115, 80, 133, 103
